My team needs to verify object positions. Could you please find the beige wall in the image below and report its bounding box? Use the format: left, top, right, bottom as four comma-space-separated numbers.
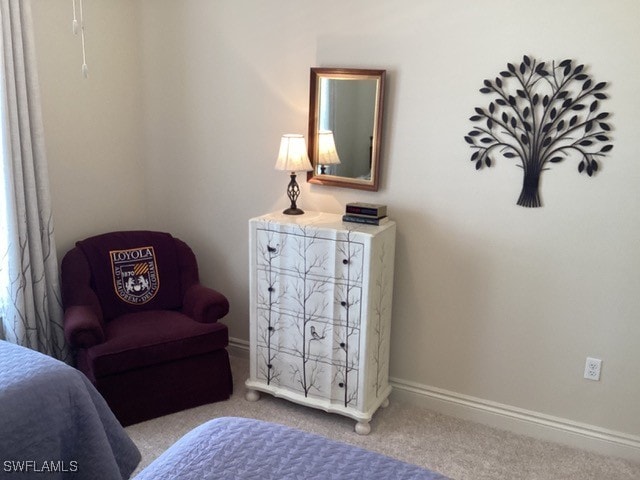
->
32, 0, 640, 454
32, 0, 147, 256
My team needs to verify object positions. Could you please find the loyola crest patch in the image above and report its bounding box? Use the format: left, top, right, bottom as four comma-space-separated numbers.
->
110, 246, 159, 304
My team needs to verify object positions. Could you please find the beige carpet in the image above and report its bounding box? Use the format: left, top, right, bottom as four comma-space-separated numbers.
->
126, 356, 640, 479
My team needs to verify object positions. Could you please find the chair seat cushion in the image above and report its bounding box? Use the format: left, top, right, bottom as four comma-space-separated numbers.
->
84, 311, 229, 378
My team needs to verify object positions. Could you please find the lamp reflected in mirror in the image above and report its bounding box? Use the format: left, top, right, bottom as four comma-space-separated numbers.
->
317, 130, 341, 174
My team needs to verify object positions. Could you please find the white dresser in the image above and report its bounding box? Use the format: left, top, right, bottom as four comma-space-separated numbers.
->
245, 211, 396, 434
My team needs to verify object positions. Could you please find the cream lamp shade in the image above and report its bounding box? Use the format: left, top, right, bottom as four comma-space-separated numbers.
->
274, 134, 312, 215
274, 134, 313, 172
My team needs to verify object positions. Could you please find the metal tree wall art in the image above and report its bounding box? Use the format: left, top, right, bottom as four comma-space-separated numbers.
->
465, 55, 613, 208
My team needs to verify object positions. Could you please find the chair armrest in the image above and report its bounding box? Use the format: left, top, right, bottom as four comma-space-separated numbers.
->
182, 284, 229, 323
64, 305, 105, 348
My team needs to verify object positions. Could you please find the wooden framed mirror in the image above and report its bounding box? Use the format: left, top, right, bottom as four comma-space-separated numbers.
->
307, 68, 386, 191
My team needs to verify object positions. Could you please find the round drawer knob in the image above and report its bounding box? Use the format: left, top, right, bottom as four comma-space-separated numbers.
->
342, 259, 349, 265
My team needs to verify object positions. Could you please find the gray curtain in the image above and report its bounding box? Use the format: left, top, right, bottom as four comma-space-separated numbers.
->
0, 0, 69, 362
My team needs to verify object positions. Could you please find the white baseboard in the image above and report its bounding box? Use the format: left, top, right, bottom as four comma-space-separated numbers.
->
390, 376, 640, 463
229, 337, 640, 463
229, 336, 249, 359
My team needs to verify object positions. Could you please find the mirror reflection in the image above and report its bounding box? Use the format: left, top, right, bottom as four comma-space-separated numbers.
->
307, 68, 385, 191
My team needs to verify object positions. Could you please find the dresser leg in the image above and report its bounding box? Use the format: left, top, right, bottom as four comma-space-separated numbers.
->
381, 398, 390, 408
355, 421, 371, 435
245, 389, 260, 402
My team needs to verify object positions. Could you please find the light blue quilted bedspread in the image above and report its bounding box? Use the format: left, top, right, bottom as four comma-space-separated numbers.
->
135, 416, 449, 479
0, 341, 141, 479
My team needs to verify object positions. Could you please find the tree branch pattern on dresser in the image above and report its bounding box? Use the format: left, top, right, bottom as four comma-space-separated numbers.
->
248, 213, 395, 433
372, 242, 390, 397
288, 227, 331, 397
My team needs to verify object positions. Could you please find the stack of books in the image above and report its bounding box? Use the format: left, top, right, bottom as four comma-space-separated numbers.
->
342, 202, 389, 225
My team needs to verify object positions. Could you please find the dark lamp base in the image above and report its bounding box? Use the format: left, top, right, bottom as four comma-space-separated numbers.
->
282, 172, 305, 215
283, 207, 305, 215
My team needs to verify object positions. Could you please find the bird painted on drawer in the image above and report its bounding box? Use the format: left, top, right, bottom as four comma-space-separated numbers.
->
310, 326, 325, 340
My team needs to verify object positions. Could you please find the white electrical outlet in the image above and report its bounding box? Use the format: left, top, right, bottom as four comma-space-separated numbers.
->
584, 357, 602, 381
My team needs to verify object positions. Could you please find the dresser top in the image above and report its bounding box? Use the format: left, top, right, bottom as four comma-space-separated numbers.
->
251, 211, 395, 235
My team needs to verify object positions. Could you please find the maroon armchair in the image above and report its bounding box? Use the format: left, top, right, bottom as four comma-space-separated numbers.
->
61, 230, 233, 426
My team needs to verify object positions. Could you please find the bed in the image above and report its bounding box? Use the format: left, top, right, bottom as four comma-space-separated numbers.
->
135, 416, 449, 479
0, 340, 141, 479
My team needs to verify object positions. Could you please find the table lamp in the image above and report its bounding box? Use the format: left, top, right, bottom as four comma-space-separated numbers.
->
274, 134, 313, 215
